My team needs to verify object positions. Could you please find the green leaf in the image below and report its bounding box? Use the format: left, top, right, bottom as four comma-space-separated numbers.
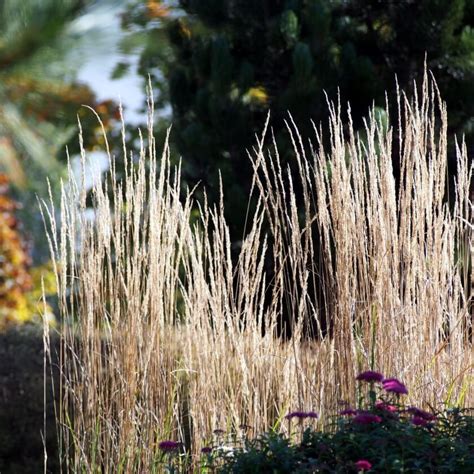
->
280, 10, 299, 47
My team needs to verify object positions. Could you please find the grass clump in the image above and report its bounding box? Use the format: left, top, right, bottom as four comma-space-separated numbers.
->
42, 72, 472, 472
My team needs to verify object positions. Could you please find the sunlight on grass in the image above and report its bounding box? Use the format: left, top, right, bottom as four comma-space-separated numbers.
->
42, 72, 472, 471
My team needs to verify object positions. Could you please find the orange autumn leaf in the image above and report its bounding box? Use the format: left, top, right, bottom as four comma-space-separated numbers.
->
0, 173, 36, 328
146, 1, 170, 18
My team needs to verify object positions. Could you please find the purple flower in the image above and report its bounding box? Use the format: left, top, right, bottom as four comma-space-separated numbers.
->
353, 413, 382, 424
407, 407, 435, 421
201, 447, 213, 454
285, 411, 307, 420
355, 459, 372, 471
375, 402, 398, 413
285, 411, 318, 420
339, 408, 358, 416
158, 440, 181, 452
382, 378, 408, 395
356, 371, 384, 383
412, 416, 429, 426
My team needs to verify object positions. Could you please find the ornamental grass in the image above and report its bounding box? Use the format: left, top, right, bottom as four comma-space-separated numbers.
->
42, 73, 472, 472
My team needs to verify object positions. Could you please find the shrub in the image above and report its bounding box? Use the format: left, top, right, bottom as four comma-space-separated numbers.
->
210, 373, 474, 473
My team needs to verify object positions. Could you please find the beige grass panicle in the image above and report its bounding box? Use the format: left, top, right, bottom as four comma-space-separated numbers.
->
43, 74, 472, 471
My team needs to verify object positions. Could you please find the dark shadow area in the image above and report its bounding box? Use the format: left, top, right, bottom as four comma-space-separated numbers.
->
0, 325, 60, 474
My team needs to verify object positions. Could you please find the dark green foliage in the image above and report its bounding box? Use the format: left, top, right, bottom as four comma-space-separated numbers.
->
189, 374, 474, 472
212, 409, 474, 473
0, 325, 60, 474
217, 433, 301, 473
211, 408, 474, 473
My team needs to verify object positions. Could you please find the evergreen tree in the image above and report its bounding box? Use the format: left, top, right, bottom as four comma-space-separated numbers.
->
124, 0, 473, 239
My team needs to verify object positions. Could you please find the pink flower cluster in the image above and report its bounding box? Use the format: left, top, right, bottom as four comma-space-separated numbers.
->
356, 371, 409, 395
349, 371, 436, 428
355, 459, 372, 471
407, 406, 436, 426
375, 402, 397, 412
382, 378, 408, 395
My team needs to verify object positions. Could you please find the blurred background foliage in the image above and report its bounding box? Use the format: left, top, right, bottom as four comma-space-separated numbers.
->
0, 0, 121, 328
0, 0, 120, 257
0, 174, 34, 328
0, 3, 121, 470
